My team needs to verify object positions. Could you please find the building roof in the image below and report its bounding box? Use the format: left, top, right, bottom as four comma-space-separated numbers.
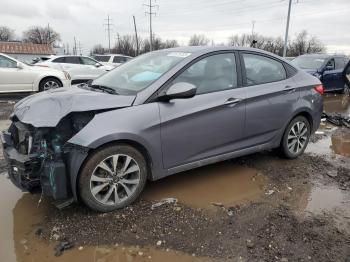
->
0, 42, 54, 55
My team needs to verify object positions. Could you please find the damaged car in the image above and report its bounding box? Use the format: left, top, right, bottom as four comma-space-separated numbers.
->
1, 47, 323, 212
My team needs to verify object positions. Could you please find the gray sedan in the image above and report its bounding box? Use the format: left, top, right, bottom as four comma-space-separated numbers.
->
2, 47, 323, 212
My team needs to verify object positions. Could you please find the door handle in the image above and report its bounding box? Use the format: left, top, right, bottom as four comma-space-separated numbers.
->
284, 85, 296, 92
224, 98, 242, 106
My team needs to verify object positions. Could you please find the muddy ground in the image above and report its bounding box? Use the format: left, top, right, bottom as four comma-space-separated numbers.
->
0, 94, 349, 262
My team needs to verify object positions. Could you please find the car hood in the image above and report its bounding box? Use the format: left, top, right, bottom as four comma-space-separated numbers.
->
13, 87, 135, 127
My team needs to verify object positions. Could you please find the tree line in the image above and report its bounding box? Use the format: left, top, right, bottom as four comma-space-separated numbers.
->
0, 25, 60, 45
92, 30, 325, 57
0, 25, 325, 57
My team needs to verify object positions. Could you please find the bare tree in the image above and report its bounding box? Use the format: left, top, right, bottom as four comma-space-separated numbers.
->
227, 30, 325, 57
163, 39, 179, 49
91, 44, 107, 55
188, 34, 210, 46
112, 35, 138, 57
22, 26, 60, 45
0, 26, 15, 41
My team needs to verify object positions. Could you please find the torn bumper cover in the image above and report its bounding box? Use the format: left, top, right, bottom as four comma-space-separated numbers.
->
1, 131, 71, 199
1, 124, 89, 202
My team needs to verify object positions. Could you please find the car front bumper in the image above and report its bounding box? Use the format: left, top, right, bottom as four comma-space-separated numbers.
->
1, 131, 70, 200
62, 79, 71, 88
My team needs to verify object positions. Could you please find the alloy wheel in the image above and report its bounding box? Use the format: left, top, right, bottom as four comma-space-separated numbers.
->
89, 154, 141, 206
287, 121, 308, 155
43, 80, 60, 90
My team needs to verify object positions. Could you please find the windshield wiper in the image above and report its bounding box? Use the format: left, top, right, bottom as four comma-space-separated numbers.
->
90, 84, 118, 95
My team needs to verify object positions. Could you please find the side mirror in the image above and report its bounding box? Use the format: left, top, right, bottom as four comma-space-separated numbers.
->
95, 63, 102, 67
17, 62, 24, 69
159, 82, 197, 101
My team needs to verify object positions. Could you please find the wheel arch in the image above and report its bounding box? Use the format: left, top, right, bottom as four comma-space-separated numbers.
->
292, 110, 314, 131
71, 138, 155, 201
37, 76, 63, 91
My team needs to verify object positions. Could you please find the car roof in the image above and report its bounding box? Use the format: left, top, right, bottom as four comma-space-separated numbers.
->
297, 53, 347, 58
95, 54, 132, 57
155, 46, 289, 62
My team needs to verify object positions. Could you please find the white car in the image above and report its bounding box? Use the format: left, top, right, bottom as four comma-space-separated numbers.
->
93, 54, 132, 67
0, 53, 71, 93
37, 55, 114, 84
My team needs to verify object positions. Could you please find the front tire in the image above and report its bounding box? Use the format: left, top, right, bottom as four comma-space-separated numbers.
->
39, 77, 62, 91
79, 144, 147, 212
280, 116, 311, 159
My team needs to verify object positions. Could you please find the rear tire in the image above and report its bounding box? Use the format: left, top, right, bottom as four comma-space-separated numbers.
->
39, 77, 62, 91
79, 144, 147, 212
279, 116, 311, 159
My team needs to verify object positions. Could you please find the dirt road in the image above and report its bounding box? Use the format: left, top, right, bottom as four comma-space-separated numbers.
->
0, 94, 349, 262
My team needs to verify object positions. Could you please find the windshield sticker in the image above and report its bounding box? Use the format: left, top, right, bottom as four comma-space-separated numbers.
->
167, 52, 191, 58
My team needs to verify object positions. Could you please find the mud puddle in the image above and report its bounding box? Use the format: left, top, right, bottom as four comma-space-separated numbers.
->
323, 93, 350, 116
143, 162, 267, 209
0, 174, 219, 262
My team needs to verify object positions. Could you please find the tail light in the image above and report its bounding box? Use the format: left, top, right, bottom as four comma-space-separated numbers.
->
314, 84, 324, 95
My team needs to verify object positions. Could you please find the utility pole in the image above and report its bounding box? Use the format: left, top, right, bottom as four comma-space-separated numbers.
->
133, 15, 139, 55
251, 20, 256, 36
104, 15, 113, 53
73, 36, 77, 55
283, 0, 292, 57
144, 0, 158, 51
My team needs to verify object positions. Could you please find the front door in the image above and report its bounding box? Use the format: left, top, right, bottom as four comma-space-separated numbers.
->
158, 52, 246, 169
0, 55, 33, 92
322, 58, 345, 91
240, 52, 300, 147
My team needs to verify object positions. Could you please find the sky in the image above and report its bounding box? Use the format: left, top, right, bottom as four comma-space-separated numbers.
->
0, 0, 349, 55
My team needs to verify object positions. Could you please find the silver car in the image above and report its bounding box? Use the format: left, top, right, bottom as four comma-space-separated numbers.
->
1, 47, 323, 212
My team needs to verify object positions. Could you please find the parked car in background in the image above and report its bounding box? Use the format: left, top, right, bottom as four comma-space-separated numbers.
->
31, 56, 53, 64
0, 53, 71, 93
37, 55, 114, 84
291, 54, 350, 93
2, 47, 323, 212
93, 54, 132, 67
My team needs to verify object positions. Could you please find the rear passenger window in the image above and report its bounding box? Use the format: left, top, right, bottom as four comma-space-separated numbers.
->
64, 57, 81, 64
242, 53, 286, 86
113, 56, 127, 63
173, 53, 237, 95
52, 57, 65, 63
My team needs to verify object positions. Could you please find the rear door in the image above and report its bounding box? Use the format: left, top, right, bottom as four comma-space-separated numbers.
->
159, 52, 246, 170
239, 52, 299, 148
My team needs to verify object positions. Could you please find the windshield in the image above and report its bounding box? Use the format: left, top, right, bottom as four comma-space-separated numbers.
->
291, 56, 326, 70
92, 51, 191, 95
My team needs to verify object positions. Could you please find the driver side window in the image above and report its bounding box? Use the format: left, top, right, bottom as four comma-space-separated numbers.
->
0, 55, 17, 68
173, 53, 237, 95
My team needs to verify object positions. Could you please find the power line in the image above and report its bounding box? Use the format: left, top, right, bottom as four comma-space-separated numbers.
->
103, 14, 114, 53
144, 0, 158, 51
